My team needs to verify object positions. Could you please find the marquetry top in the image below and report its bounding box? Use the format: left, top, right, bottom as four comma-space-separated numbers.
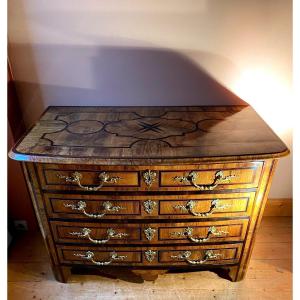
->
9, 106, 289, 165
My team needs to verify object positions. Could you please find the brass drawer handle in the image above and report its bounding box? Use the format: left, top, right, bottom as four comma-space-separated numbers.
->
74, 251, 126, 266
69, 228, 129, 244
57, 171, 121, 191
173, 170, 235, 190
174, 199, 231, 217
171, 226, 228, 243
64, 200, 124, 218
171, 250, 222, 265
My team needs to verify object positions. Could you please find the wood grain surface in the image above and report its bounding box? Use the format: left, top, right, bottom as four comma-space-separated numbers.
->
44, 192, 256, 220
9, 106, 289, 165
57, 243, 243, 266
8, 106, 289, 284
50, 219, 248, 245
37, 161, 263, 192
8, 217, 292, 300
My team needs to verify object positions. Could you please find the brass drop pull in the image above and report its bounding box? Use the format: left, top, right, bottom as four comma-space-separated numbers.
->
64, 200, 124, 218
74, 251, 126, 266
173, 199, 231, 217
69, 228, 129, 244
57, 171, 121, 191
171, 226, 228, 243
171, 250, 222, 265
173, 170, 235, 190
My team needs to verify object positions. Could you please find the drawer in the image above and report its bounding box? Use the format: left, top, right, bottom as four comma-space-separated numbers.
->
51, 219, 248, 245
45, 194, 141, 219
159, 161, 263, 191
159, 193, 255, 217
51, 222, 142, 244
44, 192, 255, 219
57, 244, 243, 266
157, 219, 248, 244
38, 164, 140, 191
37, 161, 263, 192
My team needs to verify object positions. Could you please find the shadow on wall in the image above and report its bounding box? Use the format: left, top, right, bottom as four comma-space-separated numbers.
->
10, 44, 247, 127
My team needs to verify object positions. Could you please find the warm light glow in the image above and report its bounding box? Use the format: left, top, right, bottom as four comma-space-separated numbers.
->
233, 68, 292, 138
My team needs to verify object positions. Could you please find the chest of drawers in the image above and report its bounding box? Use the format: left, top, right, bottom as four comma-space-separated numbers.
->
9, 106, 289, 282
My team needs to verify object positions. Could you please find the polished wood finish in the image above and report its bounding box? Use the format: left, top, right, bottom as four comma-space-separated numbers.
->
51, 219, 248, 244
37, 161, 263, 192
8, 217, 292, 299
57, 243, 243, 266
9, 106, 289, 283
44, 192, 256, 219
9, 106, 288, 165
159, 162, 262, 190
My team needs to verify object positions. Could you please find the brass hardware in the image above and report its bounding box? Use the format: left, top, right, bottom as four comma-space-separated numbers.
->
170, 226, 228, 243
173, 199, 231, 217
171, 250, 222, 265
143, 199, 157, 214
69, 228, 129, 244
173, 170, 235, 190
145, 250, 157, 262
64, 200, 124, 218
143, 170, 157, 187
57, 171, 121, 191
74, 251, 126, 266
144, 227, 156, 241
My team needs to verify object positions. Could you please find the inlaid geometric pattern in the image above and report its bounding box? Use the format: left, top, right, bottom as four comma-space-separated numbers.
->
138, 121, 162, 133
104, 117, 197, 140
10, 106, 288, 163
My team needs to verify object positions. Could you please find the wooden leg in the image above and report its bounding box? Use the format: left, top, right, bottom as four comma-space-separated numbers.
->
132, 270, 167, 281
52, 265, 71, 283
61, 266, 71, 283
234, 265, 247, 282
227, 266, 240, 282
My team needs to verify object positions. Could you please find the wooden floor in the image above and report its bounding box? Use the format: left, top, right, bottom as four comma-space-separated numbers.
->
8, 217, 292, 300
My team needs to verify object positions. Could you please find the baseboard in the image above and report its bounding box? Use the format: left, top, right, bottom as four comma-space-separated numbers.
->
264, 198, 292, 216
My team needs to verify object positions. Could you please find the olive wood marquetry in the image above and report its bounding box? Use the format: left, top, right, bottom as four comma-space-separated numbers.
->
9, 106, 289, 283
44, 192, 256, 220
37, 161, 263, 192
57, 243, 243, 266
50, 219, 248, 245
9, 106, 288, 165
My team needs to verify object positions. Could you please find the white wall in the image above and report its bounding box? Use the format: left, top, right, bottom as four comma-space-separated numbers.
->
8, 0, 292, 198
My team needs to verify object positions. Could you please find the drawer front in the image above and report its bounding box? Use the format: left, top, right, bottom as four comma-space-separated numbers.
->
160, 195, 255, 217
38, 162, 263, 192
60, 248, 142, 265
38, 164, 140, 191
45, 193, 255, 219
51, 219, 248, 245
51, 222, 141, 244
157, 220, 248, 244
57, 244, 242, 266
45, 194, 140, 218
159, 161, 263, 191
